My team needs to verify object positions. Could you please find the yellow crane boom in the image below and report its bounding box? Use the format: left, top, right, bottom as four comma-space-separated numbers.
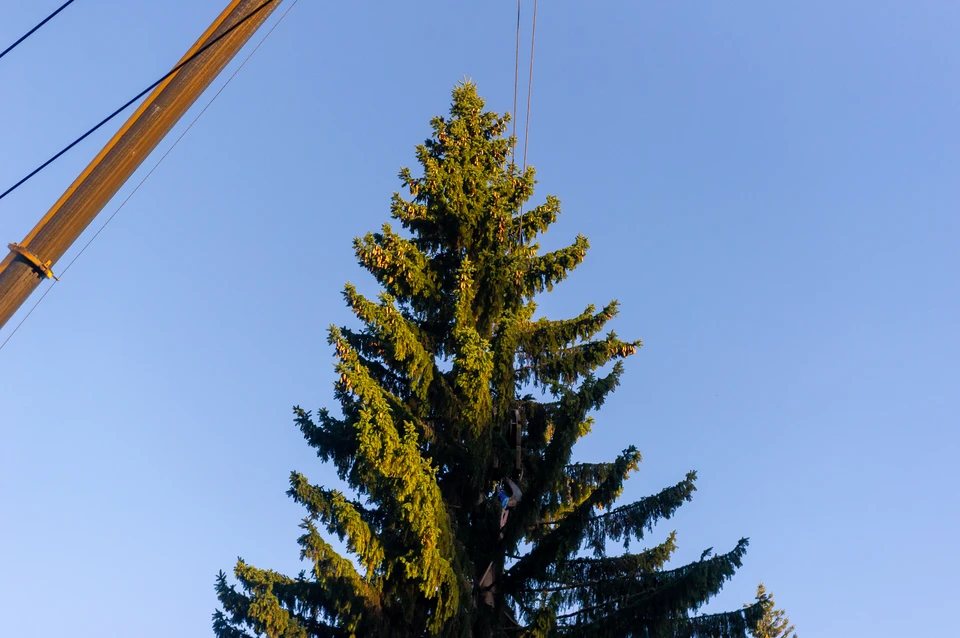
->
0, 0, 282, 330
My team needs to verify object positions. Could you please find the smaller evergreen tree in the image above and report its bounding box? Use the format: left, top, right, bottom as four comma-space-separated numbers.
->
748, 584, 797, 638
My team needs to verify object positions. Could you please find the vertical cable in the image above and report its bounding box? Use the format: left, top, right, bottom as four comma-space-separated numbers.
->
512, 0, 521, 166
522, 0, 538, 173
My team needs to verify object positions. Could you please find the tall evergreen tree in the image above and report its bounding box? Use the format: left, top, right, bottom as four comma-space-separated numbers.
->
214, 82, 765, 637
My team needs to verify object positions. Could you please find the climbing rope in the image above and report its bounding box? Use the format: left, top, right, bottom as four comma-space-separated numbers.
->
522, 0, 538, 173
511, 0, 521, 165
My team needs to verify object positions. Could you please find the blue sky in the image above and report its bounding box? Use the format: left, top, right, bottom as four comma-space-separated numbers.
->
1, 1, 957, 635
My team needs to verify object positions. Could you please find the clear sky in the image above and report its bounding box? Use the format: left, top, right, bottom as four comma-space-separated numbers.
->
1, 1, 957, 635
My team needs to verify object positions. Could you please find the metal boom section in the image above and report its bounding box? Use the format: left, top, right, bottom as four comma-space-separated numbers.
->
0, 0, 282, 330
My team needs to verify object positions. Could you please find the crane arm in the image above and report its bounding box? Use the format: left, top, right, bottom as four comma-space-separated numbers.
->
0, 0, 282, 331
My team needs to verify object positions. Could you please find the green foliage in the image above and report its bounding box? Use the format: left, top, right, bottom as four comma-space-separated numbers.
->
214, 82, 764, 637
748, 584, 797, 638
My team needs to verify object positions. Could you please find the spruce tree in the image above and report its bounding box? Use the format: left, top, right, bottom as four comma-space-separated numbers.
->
213, 82, 765, 637
748, 584, 797, 638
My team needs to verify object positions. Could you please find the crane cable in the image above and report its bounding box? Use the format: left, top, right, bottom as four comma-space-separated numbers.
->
511, 0, 539, 174
511, 0, 520, 166
0, 0, 277, 206
0, 1, 77, 62
0, 0, 299, 353
522, 0, 538, 174
512, 0, 539, 220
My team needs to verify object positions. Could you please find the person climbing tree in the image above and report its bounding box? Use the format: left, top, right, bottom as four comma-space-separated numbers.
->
213, 82, 767, 637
